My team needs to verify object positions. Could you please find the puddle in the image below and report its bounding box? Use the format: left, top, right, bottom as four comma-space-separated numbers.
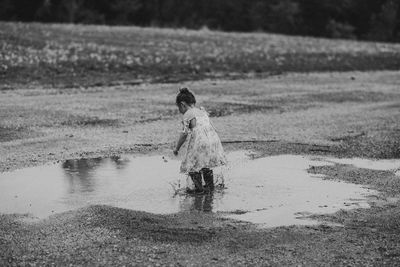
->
0, 152, 385, 227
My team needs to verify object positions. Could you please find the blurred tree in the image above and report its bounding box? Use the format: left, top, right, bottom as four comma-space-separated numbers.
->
0, 0, 14, 20
210, 0, 252, 31
108, 0, 142, 25
249, 0, 269, 31
0, 0, 399, 42
0, 0, 43, 21
368, 0, 399, 41
395, 1, 400, 41
297, 0, 330, 36
268, 0, 302, 34
35, 0, 52, 22
344, 0, 385, 38
151, 0, 161, 26
35, 0, 84, 23
326, 19, 356, 39
65, 0, 83, 23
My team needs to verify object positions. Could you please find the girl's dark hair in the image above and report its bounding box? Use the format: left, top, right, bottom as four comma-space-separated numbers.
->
176, 88, 196, 105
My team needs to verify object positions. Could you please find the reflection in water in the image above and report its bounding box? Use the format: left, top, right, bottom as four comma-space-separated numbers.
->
110, 156, 131, 170
186, 193, 214, 212
62, 156, 130, 194
0, 152, 391, 227
62, 158, 102, 193
194, 193, 213, 212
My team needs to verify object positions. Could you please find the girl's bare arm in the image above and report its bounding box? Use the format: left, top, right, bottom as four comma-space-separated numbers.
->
174, 132, 187, 154
174, 118, 196, 155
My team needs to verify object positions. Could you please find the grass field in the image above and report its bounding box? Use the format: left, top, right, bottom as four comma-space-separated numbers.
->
1, 22, 400, 88
1, 22, 400, 266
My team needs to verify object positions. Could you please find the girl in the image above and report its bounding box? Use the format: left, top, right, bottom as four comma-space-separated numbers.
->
173, 88, 227, 194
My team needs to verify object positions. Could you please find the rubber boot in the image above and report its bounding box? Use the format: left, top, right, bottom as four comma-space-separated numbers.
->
202, 168, 214, 192
187, 172, 204, 194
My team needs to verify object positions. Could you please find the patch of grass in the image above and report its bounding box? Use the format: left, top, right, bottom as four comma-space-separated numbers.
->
306, 91, 395, 103
338, 132, 400, 159
60, 115, 119, 127
0, 126, 40, 142
1, 22, 400, 88
308, 164, 400, 196
205, 102, 277, 117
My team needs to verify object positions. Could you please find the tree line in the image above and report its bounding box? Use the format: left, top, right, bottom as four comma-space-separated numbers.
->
1, 0, 399, 42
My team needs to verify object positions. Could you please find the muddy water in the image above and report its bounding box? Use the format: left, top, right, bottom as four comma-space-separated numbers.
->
1, 151, 396, 227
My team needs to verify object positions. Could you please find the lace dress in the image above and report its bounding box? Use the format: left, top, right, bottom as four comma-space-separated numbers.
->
180, 107, 227, 173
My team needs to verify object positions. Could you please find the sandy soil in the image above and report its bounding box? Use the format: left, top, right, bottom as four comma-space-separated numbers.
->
1, 71, 400, 266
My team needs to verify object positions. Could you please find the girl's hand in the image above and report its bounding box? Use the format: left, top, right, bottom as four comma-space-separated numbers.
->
173, 149, 178, 156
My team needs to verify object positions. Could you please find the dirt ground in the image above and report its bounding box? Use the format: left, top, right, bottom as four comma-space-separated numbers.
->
1, 71, 400, 266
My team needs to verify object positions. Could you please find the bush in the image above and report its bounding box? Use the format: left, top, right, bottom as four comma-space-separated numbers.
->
326, 20, 356, 39
367, 0, 399, 42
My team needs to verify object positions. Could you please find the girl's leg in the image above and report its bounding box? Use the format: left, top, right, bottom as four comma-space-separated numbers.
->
202, 168, 214, 191
188, 171, 204, 193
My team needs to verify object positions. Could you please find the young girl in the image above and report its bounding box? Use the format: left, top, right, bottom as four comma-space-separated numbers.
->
173, 88, 227, 194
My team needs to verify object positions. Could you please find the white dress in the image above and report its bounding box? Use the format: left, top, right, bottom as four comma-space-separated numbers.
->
180, 107, 227, 173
